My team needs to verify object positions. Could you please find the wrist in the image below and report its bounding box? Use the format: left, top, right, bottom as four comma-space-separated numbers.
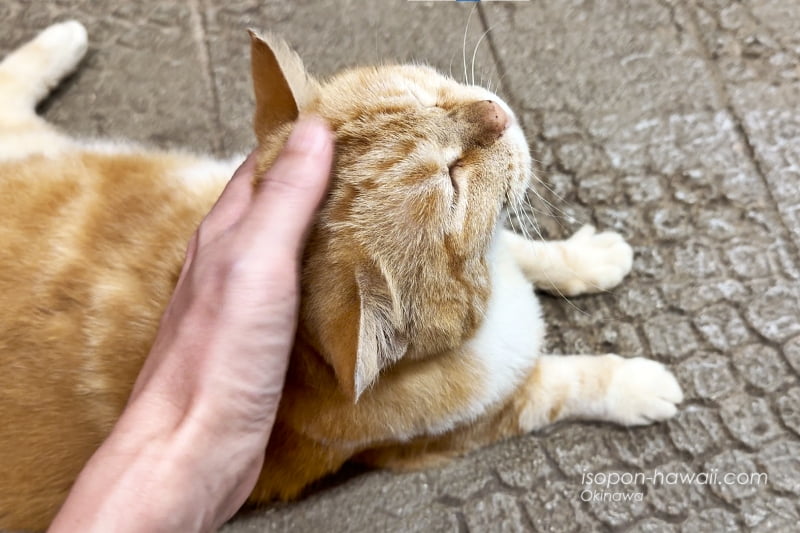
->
50, 425, 208, 532
50, 399, 258, 533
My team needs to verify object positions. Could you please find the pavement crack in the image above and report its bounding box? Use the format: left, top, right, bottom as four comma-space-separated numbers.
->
188, 0, 223, 156
682, 1, 800, 260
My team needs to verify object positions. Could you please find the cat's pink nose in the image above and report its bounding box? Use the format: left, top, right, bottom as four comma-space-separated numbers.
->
455, 100, 512, 146
479, 100, 509, 137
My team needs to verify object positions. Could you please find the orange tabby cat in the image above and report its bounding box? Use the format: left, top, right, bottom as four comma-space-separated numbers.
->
0, 22, 683, 530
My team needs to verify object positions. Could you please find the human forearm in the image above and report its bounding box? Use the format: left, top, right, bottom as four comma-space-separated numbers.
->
49, 399, 261, 533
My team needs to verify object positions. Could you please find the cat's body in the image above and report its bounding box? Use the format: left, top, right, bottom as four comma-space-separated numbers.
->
0, 22, 683, 531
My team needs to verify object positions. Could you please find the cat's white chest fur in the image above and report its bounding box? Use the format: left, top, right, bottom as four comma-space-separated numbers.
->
431, 229, 544, 434
468, 231, 545, 401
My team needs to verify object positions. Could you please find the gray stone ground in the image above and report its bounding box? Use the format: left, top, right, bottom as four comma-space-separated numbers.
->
2, 0, 800, 531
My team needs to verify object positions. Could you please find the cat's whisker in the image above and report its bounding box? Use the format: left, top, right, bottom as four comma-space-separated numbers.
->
525, 142, 591, 229
462, 3, 477, 85
448, 50, 457, 81
526, 180, 571, 220
509, 192, 594, 314
508, 200, 530, 239
529, 170, 571, 206
524, 167, 586, 224
513, 202, 590, 316
517, 201, 541, 237
470, 25, 493, 87
487, 70, 510, 98
521, 198, 574, 222
520, 191, 570, 232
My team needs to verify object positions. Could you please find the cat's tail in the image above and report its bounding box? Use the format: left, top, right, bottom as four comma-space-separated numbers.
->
0, 20, 88, 122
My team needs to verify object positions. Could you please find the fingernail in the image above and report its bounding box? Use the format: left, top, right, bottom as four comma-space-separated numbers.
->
286, 116, 329, 155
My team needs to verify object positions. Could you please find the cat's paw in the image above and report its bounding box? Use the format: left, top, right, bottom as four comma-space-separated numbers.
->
558, 225, 633, 295
36, 20, 88, 72
604, 356, 683, 426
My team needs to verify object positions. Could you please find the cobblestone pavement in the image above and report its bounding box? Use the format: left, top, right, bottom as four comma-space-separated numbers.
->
2, 1, 799, 532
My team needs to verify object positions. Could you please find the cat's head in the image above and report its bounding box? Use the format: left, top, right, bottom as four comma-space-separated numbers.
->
249, 32, 531, 401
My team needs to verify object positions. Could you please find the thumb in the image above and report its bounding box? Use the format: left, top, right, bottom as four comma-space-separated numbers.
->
242, 116, 334, 254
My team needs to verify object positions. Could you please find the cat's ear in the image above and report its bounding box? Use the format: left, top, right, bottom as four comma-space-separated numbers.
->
350, 266, 408, 402
248, 30, 318, 140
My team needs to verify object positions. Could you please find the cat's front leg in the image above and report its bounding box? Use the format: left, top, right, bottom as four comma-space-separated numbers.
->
502, 226, 633, 296
518, 354, 683, 429
354, 354, 682, 472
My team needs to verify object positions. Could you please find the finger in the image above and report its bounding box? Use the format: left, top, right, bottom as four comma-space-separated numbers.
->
240, 116, 333, 256
198, 152, 258, 245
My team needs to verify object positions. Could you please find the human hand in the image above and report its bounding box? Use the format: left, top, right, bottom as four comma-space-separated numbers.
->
49, 116, 334, 533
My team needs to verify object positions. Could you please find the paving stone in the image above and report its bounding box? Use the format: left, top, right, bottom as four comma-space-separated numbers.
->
648, 205, 694, 241
757, 440, 800, 495
743, 283, 800, 342
695, 209, 756, 242
643, 313, 701, 361
616, 285, 665, 320
544, 426, 615, 478
731, 343, 792, 392
608, 427, 675, 469
668, 406, 729, 457
776, 386, 800, 437
629, 518, 678, 533
672, 240, 728, 279
726, 241, 774, 279
559, 296, 613, 328
621, 174, 666, 204
555, 142, 611, 176
397, 503, 460, 533
576, 172, 617, 205
704, 450, 762, 503
677, 352, 742, 401
692, 303, 754, 351
720, 395, 784, 448
648, 461, 710, 519
739, 495, 800, 533
489, 436, 553, 491
433, 458, 493, 502
666, 278, 748, 314
541, 110, 582, 139
530, 144, 558, 176
783, 335, 800, 375
536, 168, 571, 199
632, 245, 671, 280
591, 322, 643, 357
463, 493, 526, 533
581, 469, 649, 528
681, 507, 740, 533
594, 205, 648, 242
773, 238, 800, 280
521, 481, 596, 533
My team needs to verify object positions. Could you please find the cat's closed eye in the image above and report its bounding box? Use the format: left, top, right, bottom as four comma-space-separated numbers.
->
447, 158, 463, 200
